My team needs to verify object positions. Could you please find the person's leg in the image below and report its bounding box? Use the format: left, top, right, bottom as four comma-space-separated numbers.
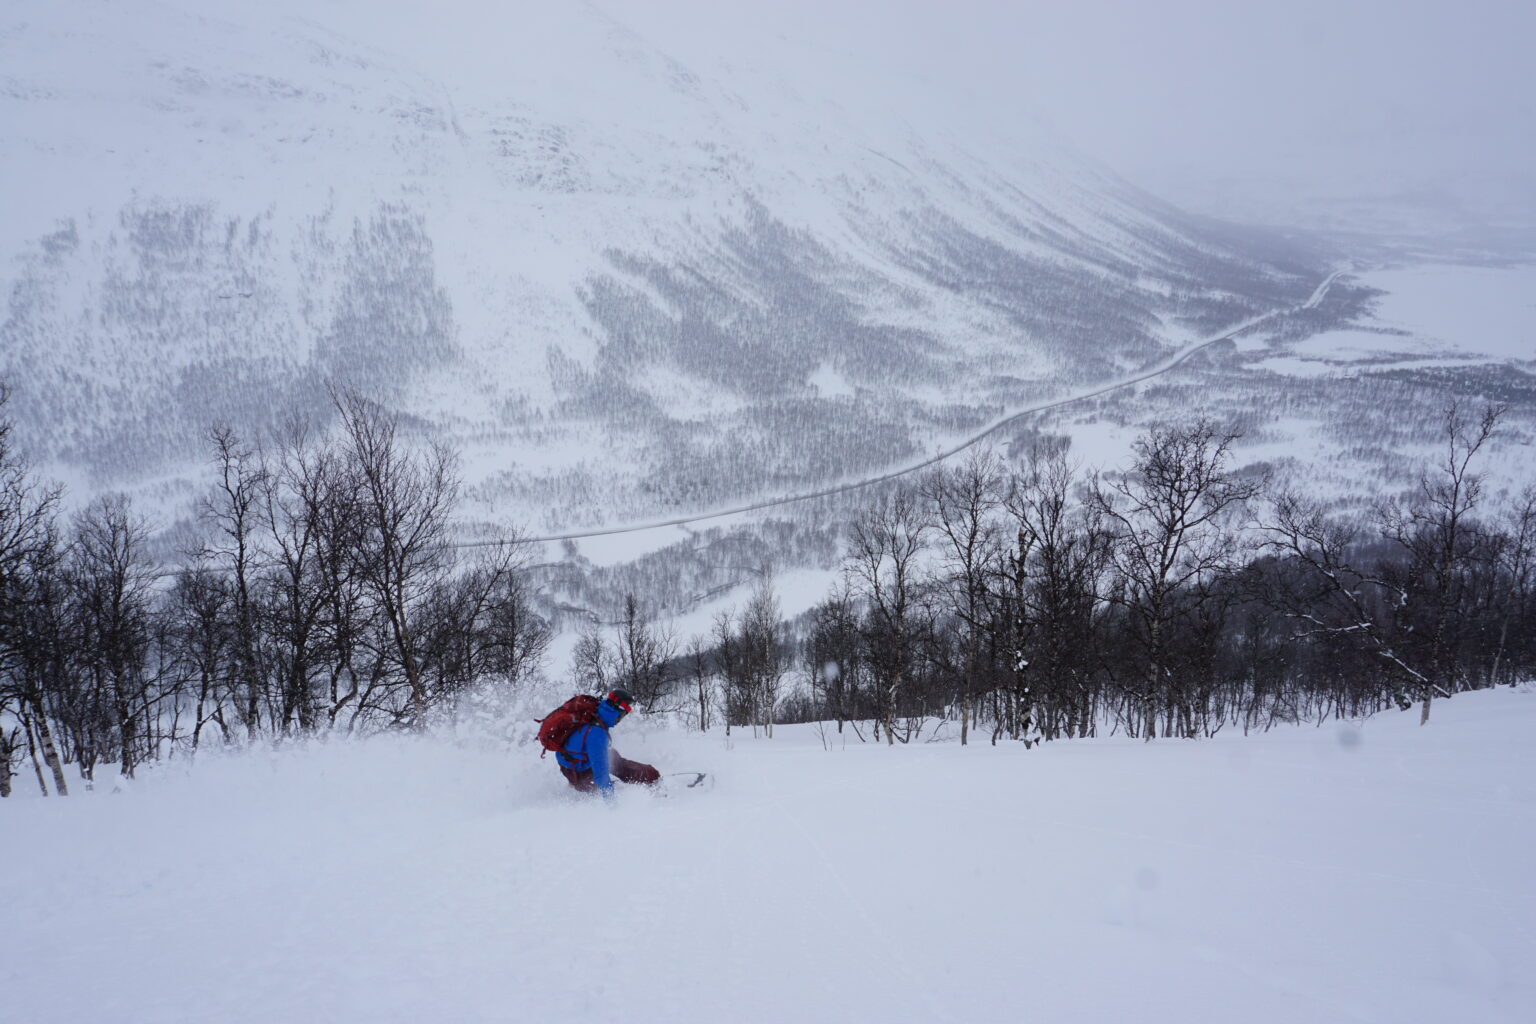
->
611, 753, 660, 785
560, 766, 597, 792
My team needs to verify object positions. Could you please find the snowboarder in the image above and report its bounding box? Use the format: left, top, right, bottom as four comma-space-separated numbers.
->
555, 689, 660, 796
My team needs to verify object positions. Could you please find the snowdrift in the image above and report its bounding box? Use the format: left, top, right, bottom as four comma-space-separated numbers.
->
3, 688, 1533, 1023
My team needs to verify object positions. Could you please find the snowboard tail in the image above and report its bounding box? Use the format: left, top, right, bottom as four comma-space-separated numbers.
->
665, 771, 713, 792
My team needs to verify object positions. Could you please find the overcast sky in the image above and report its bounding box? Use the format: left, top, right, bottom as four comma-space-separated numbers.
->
600, 0, 1536, 230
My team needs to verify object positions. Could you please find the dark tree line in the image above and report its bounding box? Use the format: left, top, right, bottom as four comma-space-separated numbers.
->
1, 388, 550, 795
5, 377, 1529, 794
675, 407, 1530, 745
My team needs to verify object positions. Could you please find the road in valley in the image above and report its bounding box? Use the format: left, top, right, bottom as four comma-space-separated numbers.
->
485, 271, 1345, 547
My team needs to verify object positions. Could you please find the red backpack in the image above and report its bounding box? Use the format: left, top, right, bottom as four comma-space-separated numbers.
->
535, 695, 604, 758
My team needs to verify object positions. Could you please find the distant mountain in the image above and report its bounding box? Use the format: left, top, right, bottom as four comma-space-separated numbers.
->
1, 0, 1326, 529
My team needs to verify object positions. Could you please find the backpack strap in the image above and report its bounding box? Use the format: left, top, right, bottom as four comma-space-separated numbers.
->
558, 721, 609, 770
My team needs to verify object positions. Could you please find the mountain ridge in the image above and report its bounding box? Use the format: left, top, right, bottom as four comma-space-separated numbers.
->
2, 0, 1327, 527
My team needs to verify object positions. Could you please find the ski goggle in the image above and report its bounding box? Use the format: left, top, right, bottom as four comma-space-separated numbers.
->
607, 694, 633, 715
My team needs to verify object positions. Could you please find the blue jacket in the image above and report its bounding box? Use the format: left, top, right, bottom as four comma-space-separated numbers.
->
556, 700, 623, 794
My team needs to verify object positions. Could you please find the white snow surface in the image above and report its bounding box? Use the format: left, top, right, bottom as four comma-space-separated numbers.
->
1251, 263, 1536, 373
4, 687, 1533, 1023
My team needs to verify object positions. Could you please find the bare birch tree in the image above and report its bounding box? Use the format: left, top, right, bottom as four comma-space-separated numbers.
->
922, 451, 1002, 745
1092, 421, 1258, 739
1374, 403, 1504, 723
68, 495, 159, 777
846, 488, 928, 744
334, 389, 458, 727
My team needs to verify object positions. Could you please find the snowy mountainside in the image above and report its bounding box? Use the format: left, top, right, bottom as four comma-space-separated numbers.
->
3, 686, 1532, 1023
1, 0, 1326, 529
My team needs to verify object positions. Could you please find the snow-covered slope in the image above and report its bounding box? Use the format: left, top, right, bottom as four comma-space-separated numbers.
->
3, 686, 1531, 1023
1, 0, 1324, 528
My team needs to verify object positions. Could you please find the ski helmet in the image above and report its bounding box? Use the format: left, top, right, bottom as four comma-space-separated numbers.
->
605, 689, 636, 716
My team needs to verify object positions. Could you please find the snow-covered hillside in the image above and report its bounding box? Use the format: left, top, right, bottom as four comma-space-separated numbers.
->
4, 686, 1531, 1023
1, 0, 1326, 529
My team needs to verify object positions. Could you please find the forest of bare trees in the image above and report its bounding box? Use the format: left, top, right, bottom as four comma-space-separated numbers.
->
3, 380, 1532, 796
565, 404, 1532, 749
0, 386, 550, 795
771, 406, 1533, 744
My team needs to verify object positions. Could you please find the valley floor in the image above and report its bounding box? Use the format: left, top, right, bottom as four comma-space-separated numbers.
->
3, 688, 1533, 1023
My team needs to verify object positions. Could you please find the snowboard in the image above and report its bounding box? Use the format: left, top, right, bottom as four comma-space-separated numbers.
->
658, 771, 713, 794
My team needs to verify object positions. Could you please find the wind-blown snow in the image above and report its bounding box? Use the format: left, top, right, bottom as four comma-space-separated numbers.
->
3, 687, 1532, 1023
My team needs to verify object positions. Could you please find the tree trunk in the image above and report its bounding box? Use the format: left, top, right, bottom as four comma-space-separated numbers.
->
1, 728, 16, 797
884, 684, 897, 746
28, 699, 68, 796
21, 712, 46, 795
118, 700, 137, 779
